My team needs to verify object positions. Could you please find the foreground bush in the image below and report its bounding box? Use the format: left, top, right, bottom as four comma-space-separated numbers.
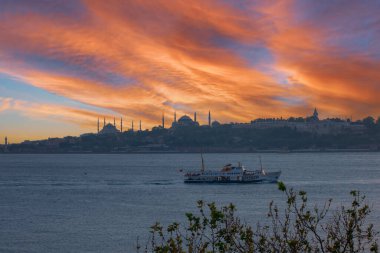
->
139, 182, 378, 253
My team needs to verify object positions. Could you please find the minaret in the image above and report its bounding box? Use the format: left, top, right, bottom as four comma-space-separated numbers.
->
131, 120, 134, 132
113, 117, 116, 126
103, 117, 106, 127
139, 120, 142, 131
208, 110, 211, 127
313, 108, 319, 120
4, 137, 8, 152
120, 117, 123, 132
162, 112, 165, 128
194, 112, 197, 122
97, 117, 100, 133
174, 111, 177, 123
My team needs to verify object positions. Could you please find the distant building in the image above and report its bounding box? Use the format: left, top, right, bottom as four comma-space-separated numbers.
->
249, 108, 365, 134
80, 133, 95, 138
312, 108, 319, 121
211, 120, 221, 127
305, 108, 319, 122
94, 108, 364, 136
4, 136, 8, 152
172, 114, 199, 128
98, 123, 120, 135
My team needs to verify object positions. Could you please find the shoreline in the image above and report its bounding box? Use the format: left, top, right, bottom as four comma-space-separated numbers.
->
1, 148, 379, 154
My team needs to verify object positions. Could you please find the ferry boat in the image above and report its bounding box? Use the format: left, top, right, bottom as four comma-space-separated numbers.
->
183, 156, 281, 184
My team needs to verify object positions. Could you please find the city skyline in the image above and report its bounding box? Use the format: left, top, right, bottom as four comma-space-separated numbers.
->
1, 1, 380, 142
4, 107, 378, 144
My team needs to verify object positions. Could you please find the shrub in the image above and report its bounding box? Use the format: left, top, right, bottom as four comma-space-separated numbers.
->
139, 182, 378, 253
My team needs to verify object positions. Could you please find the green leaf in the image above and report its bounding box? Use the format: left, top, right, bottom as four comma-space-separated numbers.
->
278, 181, 286, 192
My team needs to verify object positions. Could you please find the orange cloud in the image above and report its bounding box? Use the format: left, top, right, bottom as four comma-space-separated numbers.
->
0, 97, 102, 127
0, 0, 292, 124
0, 97, 13, 112
260, 1, 380, 118
0, 0, 379, 135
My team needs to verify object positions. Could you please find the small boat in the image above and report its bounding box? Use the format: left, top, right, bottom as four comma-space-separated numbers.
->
183, 155, 281, 184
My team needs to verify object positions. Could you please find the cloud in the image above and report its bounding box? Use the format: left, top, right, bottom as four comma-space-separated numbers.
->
0, 97, 13, 112
0, 0, 379, 132
0, 96, 103, 127
257, 0, 380, 117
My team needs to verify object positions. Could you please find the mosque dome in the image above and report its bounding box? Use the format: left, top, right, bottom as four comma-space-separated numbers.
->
211, 120, 221, 127
172, 114, 199, 127
178, 115, 193, 124
99, 123, 120, 134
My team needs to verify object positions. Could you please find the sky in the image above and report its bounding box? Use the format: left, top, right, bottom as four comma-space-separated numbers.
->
1, 0, 380, 143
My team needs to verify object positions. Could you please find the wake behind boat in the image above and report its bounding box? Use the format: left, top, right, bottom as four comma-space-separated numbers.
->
183, 156, 281, 184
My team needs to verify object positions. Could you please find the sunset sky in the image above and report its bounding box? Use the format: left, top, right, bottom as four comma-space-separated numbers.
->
1, 0, 380, 143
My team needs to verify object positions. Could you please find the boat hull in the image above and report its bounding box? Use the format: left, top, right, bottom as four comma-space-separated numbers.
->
184, 171, 281, 184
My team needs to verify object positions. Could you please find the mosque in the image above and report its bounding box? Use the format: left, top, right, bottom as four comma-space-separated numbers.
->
171, 112, 199, 128
96, 111, 215, 134
84, 107, 367, 138
95, 108, 356, 135
171, 111, 216, 128
99, 123, 120, 135
97, 117, 121, 135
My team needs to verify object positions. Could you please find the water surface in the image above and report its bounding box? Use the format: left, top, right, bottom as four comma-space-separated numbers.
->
0, 153, 379, 252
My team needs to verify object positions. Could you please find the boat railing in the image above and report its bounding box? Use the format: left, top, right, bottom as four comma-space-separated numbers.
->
184, 167, 264, 174
183, 167, 229, 172
244, 170, 262, 174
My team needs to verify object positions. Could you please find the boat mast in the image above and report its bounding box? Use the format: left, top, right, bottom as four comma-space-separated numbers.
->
259, 156, 263, 171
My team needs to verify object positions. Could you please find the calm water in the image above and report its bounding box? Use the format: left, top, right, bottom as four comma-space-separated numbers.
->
0, 153, 379, 252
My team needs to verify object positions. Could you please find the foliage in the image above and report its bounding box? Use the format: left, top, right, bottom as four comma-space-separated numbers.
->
139, 183, 378, 253
362, 117, 375, 128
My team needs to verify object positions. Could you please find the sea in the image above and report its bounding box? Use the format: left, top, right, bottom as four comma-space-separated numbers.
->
0, 153, 379, 252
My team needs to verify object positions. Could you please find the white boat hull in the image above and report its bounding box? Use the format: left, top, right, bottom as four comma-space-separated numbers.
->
184, 170, 281, 184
